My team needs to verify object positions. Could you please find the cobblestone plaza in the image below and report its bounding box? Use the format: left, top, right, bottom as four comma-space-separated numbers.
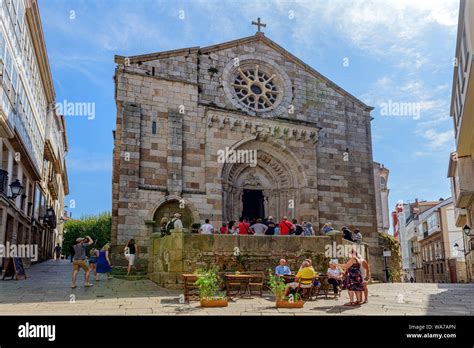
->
1, 260, 472, 316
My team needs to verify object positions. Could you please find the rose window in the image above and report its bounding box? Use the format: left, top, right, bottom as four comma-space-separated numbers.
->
232, 65, 281, 111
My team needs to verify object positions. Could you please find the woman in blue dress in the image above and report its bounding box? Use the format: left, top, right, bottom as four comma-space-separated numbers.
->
96, 244, 113, 280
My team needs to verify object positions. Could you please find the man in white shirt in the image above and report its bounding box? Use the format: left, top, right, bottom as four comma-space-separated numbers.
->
250, 218, 268, 235
199, 219, 214, 235
173, 213, 183, 230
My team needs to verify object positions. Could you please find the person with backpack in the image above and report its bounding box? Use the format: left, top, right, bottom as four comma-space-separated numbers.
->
279, 217, 294, 236
292, 219, 304, 235
54, 244, 62, 261
238, 217, 251, 235
342, 226, 355, 242
164, 213, 183, 235
264, 216, 276, 236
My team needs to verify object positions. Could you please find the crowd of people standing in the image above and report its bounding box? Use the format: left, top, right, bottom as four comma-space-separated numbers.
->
187, 216, 364, 243
197, 216, 315, 236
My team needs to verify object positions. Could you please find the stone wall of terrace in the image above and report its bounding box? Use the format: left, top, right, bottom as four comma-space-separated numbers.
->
149, 229, 368, 289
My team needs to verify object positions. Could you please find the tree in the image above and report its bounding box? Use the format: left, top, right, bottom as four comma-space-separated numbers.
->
63, 212, 111, 257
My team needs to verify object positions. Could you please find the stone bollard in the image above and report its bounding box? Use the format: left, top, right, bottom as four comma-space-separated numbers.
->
326, 230, 343, 245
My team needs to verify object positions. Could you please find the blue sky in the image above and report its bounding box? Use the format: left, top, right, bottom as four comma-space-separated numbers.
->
39, 0, 460, 230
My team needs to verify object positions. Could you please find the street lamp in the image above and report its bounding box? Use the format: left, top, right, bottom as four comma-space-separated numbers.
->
45, 207, 55, 218
9, 179, 23, 199
463, 224, 472, 237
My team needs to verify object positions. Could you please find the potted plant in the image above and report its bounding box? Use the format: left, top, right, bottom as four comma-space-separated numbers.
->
195, 267, 228, 307
267, 271, 304, 308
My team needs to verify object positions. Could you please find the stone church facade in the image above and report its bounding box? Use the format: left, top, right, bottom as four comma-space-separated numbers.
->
112, 31, 383, 278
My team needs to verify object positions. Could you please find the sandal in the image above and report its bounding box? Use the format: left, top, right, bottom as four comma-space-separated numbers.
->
362, 299, 368, 304
344, 302, 357, 306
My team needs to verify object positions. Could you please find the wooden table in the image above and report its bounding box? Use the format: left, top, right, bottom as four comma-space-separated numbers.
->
315, 275, 330, 298
225, 274, 253, 298
281, 274, 296, 283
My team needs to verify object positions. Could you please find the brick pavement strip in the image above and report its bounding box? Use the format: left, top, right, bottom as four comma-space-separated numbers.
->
0, 260, 473, 316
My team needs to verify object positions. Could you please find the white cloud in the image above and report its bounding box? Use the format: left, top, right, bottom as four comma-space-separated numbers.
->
417, 128, 454, 150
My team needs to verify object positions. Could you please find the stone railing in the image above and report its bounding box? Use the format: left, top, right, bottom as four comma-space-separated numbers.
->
149, 229, 367, 289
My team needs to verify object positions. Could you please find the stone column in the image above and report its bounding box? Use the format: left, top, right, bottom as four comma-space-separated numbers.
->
0, 139, 3, 169
167, 110, 183, 197
168, 228, 184, 274
262, 189, 269, 218
149, 228, 185, 290
237, 189, 243, 219
16, 164, 23, 209
7, 149, 13, 187
222, 186, 228, 223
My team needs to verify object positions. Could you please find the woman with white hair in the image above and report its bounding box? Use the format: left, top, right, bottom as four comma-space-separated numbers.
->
327, 260, 343, 299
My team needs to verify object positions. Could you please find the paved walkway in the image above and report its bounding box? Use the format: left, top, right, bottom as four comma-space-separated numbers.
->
0, 260, 473, 315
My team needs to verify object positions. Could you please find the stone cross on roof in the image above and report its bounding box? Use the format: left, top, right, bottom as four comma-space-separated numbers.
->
252, 17, 266, 33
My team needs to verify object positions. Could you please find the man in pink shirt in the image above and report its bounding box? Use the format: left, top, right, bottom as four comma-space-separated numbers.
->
279, 216, 294, 235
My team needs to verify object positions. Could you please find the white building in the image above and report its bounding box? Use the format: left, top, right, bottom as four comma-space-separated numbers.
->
0, 0, 68, 263
393, 199, 439, 281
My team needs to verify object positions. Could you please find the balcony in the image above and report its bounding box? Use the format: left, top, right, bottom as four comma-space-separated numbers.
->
0, 61, 14, 139
454, 207, 467, 227
47, 177, 59, 201
44, 110, 65, 174
0, 107, 14, 139
452, 156, 474, 209
43, 207, 57, 229
0, 169, 8, 196
454, 54, 474, 157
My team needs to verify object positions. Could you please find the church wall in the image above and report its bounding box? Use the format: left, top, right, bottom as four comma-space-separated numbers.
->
193, 40, 378, 271
112, 37, 381, 278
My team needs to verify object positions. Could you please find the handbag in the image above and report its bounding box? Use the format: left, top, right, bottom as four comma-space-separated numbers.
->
124, 247, 130, 260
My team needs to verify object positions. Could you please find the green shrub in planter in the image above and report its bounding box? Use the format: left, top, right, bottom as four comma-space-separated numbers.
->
195, 267, 225, 300
267, 269, 286, 301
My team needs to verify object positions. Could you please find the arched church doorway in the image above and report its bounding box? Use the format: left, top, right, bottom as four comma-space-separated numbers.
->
220, 138, 311, 224
242, 189, 265, 220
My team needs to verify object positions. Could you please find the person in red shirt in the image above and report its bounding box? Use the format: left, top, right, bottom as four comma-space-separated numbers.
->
279, 216, 295, 235
220, 223, 228, 234
238, 217, 251, 235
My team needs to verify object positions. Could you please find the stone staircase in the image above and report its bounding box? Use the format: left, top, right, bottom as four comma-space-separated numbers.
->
111, 266, 148, 281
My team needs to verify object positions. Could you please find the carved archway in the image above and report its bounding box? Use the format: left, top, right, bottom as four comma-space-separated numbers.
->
148, 195, 200, 231
221, 138, 308, 222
